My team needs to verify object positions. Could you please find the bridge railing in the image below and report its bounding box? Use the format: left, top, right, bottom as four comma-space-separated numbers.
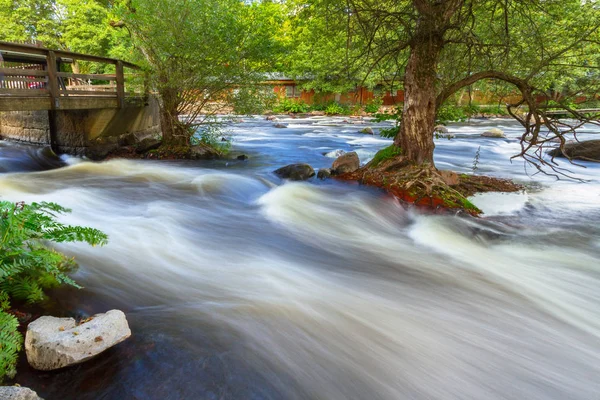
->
0, 41, 146, 110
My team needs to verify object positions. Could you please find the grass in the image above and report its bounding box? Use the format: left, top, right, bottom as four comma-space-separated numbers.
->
370, 145, 402, 168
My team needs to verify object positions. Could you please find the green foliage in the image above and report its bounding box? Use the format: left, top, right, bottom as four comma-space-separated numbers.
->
436, 105, 468, 124
324, 102, 351, 115
232, 86, 277, 115
0, 201, 107, 382
375, 107, 402, 139
119, 0, 286, 145
364, 97, 383, 114
370, 145, 402, 168
273, 98, 310, 114
192, 123, 231, 154
0, 309, 20, 382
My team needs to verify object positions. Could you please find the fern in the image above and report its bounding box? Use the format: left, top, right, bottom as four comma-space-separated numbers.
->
0, 201, 108, 382
0, 311, 21, 381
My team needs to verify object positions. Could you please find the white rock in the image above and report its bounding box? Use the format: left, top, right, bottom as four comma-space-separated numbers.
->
0, 386, 44, 400
25, 310, 131, 371
481, 128, 506, 138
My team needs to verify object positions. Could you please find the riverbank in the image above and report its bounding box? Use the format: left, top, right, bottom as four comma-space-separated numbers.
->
1, 118, 600, 399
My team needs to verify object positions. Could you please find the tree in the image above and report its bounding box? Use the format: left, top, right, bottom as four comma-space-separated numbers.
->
288, 0, 600, 177
115, 0, 285, 149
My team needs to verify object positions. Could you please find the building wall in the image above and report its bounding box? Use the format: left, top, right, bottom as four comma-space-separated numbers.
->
271, 82, 404, 106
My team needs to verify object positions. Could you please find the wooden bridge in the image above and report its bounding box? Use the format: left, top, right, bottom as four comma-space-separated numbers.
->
0, 41, 147, 112
0, 41, 160, 157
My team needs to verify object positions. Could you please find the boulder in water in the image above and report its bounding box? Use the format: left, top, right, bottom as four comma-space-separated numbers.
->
274, 163, 315, 181
273, 123, 288, 128
25, 310, 131, 371
433, 125, 449, 134
332, 151, 360, 175
0, 387, 43, 400
360, 127, 374, 135
323, 149, 346, 158
236, 154, 249, 161
481, 128, 505, 138
136, 137, 162, 153
190, 144, 220, 159
266, 115, 278, 121
547, 139, 600, 162
317, 168, 332, 180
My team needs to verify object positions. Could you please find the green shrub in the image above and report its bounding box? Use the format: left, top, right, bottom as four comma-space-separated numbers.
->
324, 102, 351, 115
192, 122, 232, 154
364, 97, 383, 114
0, 201, 107, 382
375, 106, 402, 138
370, 145, 402, 167
309, 102, 327, 111
231, 86, 276, 115
436, 105, 468, 124
272, 98, 310, 113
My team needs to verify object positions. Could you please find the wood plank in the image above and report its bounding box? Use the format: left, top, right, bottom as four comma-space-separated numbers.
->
116, 61, 125, 108
0, 42, 47, 56
0, 88, 49, 96
57, 97, 119, 110
0, 41, 140, 69
57, 72, 117, 80
0, 68, 48, 77
0, 97, 51, 111
47, 51, 59, 109
59, 90, 117, 96
4, 76, 47, 83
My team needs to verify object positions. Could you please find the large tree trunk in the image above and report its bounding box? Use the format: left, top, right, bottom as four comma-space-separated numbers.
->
393, 0, 464, 167
395, 30, 445, 166
159, 86, 188, 146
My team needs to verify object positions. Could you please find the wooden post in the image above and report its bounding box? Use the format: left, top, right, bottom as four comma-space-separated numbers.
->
46, 51, 59, 151
143, 70, 150, 103
47, 51, 59, 109
116, 61, 125, 108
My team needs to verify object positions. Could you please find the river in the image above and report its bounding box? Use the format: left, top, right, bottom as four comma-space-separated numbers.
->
1, 116, 600, 400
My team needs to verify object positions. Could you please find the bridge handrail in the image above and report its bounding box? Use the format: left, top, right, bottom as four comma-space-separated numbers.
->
0, 41, 146, 109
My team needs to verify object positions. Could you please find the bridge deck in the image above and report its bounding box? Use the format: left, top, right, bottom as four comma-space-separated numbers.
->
0, 41, 147, 111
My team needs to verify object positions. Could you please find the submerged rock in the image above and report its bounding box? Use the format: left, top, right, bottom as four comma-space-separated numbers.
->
25, 310, 131, 371
190, 144, 220, 159
323, 149, 346, 158
236, 154, 249, 161
0, 387, 43, 400
332, 151, 360, 175
136, 137, 162, 153
547, 139, 600, 162
360, 127, 374, 135
274, 164, 315, 181
273, 123, 288, 128
433, 125, 449, 134
481, 128, 506, 138
317, 168, 332, 180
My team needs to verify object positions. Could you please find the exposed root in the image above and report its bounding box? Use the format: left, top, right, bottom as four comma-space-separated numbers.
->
338, 156, 522, 215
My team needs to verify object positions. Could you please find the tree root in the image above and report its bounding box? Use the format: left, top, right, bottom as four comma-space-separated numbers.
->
338, 156, 522, 215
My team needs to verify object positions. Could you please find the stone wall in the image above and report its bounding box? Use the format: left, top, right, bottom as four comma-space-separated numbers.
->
0, 111, 51, 145
0, 96, 162, 159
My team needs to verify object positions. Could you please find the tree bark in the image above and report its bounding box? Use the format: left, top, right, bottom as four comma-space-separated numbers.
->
392, 0, 465, 167
395, 27, 445, 166
159, 86, 188, 146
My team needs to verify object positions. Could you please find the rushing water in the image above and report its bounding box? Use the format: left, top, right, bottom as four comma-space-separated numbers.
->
2, 116, 600, 400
